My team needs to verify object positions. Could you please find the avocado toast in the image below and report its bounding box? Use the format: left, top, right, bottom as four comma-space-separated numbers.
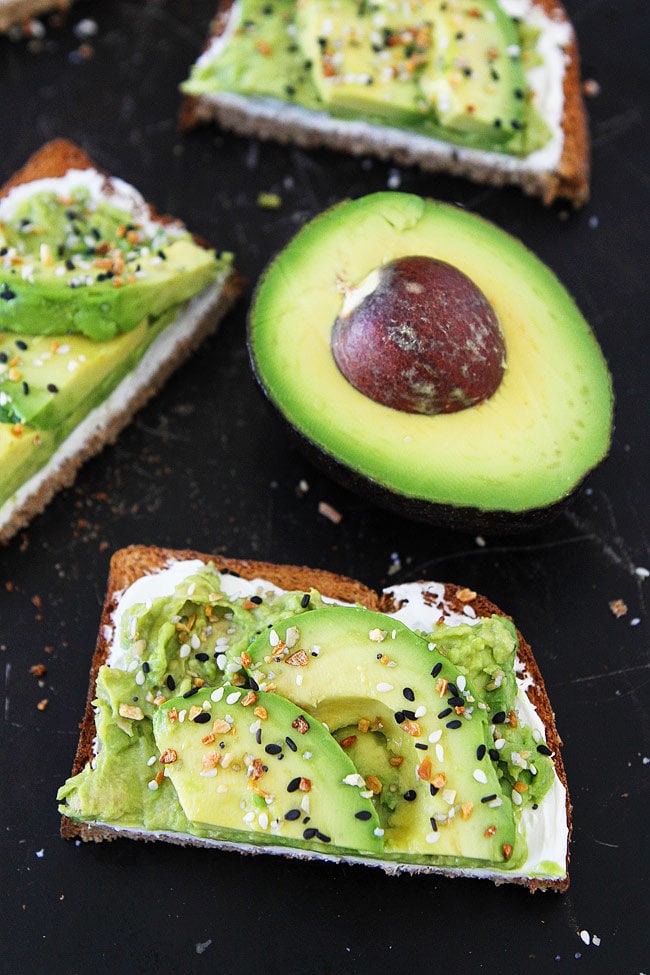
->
181, 0, 590, 205
59, 545, 570, 891
0, 140, 240, 544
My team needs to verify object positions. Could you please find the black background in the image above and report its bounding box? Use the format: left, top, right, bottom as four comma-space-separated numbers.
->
1, 1, 648, 972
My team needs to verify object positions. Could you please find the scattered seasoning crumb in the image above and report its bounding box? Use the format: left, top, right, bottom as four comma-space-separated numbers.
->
579, 930, 591, 946
609, 598, 628, 618
387, 168, 402, 189
318, 500, 343, 524
296, 479, 310, 496
582, 78, 601, 97
257, 192, 282, 210
35, 848, 44, 858
635, 566, 649, 579
36, 698, 49, 711
588, 215, 599, 229
29, 664, 47, 677
195, 941, 212, 955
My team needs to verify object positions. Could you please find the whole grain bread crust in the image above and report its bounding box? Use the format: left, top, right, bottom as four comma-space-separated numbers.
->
180, 0, 589, 206
61, 544, 571, 891
0, 141, 241, 545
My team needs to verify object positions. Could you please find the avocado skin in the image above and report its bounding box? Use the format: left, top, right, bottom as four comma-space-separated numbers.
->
250, 371, 574, 534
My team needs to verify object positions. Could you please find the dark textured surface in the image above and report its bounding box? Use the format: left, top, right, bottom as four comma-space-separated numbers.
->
0, 2, 649, 972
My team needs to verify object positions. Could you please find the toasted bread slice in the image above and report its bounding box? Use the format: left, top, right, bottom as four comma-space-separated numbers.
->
60, 544, 571, 891
0, 140, 241, 544
181, 0, 589, 206
0, 0, 72, 31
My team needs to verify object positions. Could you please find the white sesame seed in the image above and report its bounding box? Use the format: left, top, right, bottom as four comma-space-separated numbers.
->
414, 706, 427, 718
376, 682, 393, 693
200, 769, 218, 778
374, 827, 385, 837
178, 709, 187, 723
579, 930, 591, 946
147, 756, 157, 766
135, 671, 145, 686
243, 811, 255, 824
269, 629, 280, 647
512, 790, 523, 806
429, 730, 442, 744
473, 769, 488, 784
226, 691, 242, 705
147, 780, 159, 791
190, 634, 201, 650
436, 744, 444, 763
457, 675, 467, 692
216, 654, 227, 670
211, 687, 224, 702
258, 812, 269, 829
179, 645, 191, 659
426, 831, 440, 844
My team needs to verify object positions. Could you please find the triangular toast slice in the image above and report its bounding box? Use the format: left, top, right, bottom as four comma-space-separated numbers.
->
0, 141, 241, 544
59, 545, 570, 891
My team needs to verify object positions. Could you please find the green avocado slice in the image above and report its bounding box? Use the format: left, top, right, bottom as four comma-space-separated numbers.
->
0, 187, 219, 340
248, 192, 613, 527
153, 686, 382, 855
247, 607, 518, 867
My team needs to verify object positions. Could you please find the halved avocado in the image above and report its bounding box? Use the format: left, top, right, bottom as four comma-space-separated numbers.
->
248, 193, 613, 531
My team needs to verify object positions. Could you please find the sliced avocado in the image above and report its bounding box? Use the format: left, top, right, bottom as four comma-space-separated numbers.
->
246, 608, 518, 866
248, 192, 614, 531
0, 186, 219, 340
296, 0, 525, 146
153, 686, 382, 854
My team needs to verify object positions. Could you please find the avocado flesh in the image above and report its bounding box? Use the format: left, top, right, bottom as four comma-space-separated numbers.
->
0, 188, 220, 340
183, 0, 546, 156
0, 304, 181, 510
249, 193, 614, 522
247, 607, 518, 867
152, 687, 382, 854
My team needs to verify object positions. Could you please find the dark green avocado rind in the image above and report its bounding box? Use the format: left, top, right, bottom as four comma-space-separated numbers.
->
247, 193, 614, 532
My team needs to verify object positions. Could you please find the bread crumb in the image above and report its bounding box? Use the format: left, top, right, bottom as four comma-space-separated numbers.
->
29, 664, 47, 677
318, 501, 343, 524
36, 698, 49, 711
609, 598, 628, 618
582, 78, 601, 97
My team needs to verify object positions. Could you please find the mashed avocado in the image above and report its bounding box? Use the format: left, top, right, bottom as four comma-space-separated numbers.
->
59, 566, 557, 869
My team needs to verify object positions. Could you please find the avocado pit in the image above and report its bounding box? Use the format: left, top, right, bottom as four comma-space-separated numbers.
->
331, 255, 506, 415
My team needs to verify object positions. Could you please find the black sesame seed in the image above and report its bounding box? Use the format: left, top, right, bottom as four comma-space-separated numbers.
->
265, 743, 282, 755
166, 675, 176, 691
47, 383, 59, 394
256, 729, 262, 745
402, 687, 415, 702
394, 711, 405, 724
481, 794, 497, 803
0, 352, 7, 363
511, 119, 523, 130
455, 31, 464, 39
285, 736, 297, 752
316, 832, 331, 843
91, 227, 101, 240
532, 803, 539, 810
65, 259, 75, 271
248, 676, 259, 691
0, 286, 16, 301
285, 808, 301, 821
415, 743, 428, 750
493, 118, 502, 128
183, 686, 200, 698
462, 66, 473, 77
446, 719, 462, 730
355, 810, 372, 820
195, 652, 209, 662
429, 817, 438, 831
303, 828, 317, 840
429, 784, 439, 796
402, 709, 416, 721
537, 744, 552, 756
491, 68, 500, 81
438, 707, 452, 719
476, 744, 486, 760
514, 88, 524, 99
377, 653, 383, 660
249, 595, 263, 605
285, 85, 296, 97
192, 711, 211, 724
157, 249, 167, 260
302, 816, 310, 824
431, 662, 442, 678
22, 381, 29, 395
492, 711, 506, 724
489, 748, 499, 761
300, 593, 311, 608
287, 777, 301, 792
0, 247, 7, 256
142, 661, 150, 674
448, 696, 464, 708
447, 682, 459, 697
404, 790, 417, 802
16, 339, 28, 350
